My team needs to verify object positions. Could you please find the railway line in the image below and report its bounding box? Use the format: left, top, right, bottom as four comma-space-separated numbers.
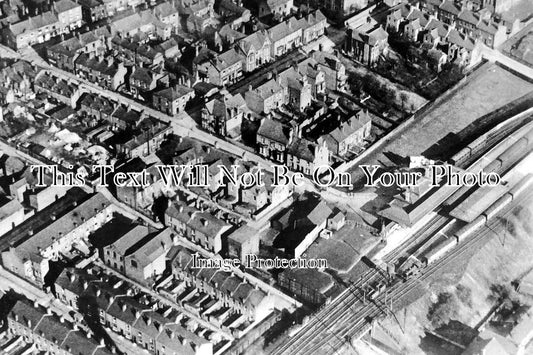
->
383, 213, 450, 264
330, 188, 533, 354
271, 119, 533, 355
279, 265, 386, 352
280, 187, 533, 355
384, 121, 533, 266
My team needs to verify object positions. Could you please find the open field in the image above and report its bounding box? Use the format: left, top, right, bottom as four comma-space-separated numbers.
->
348, 63, 533, 186
501, 21, 533, 67
500, 0, 533, 21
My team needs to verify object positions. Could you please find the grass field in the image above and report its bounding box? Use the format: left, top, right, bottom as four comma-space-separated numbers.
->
349, 63, 533, 187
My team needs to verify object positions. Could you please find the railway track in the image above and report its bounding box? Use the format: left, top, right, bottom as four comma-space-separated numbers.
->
271, 266, 384, 355
383, 213, 450, 264
271, 111, 533, 355
294, 189, 533, 355
273, 168, 533, 355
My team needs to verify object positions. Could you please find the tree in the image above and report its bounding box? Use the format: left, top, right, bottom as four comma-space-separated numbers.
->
487, 284, 512, 304
399, 92, 410, 111
427, 292, 459, 328
456, 284, 472, 308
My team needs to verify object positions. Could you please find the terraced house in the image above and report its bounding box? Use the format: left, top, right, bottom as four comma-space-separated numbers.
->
197, 48, 244, 86
170, 245, 274, 322
7, 298, 114, 355
238, 29, 272, 72
1, 193, 113, 285
2, 0, 82, 49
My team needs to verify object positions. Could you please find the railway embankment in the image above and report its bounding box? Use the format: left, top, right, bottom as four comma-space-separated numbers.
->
376, 195, 533, 354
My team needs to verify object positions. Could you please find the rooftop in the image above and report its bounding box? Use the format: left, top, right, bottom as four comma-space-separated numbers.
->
15, 193, 111, 255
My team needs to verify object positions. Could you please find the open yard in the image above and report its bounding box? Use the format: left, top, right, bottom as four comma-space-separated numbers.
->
501, 21, 533, 67
348, 62, 533, 187
377, 36, 466, 100
342, 54, 428, 115
500, 0, 533, 21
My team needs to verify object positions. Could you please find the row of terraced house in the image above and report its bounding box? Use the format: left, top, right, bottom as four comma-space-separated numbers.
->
195, 10, 328, 86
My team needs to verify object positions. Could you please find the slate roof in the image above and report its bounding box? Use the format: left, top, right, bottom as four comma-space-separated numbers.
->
211, 270, 230, 286
425, 18, 449, 38
368, 26, 389, 44
228, 225, 258, 244
446, 29, 475, 50
130, 66, 156, 86
307, 201, 333, 225
320, 110, 370, 147
407, 8, 430, 27
106, 225, 149, 254
239, 30, 270, 54
305, 10, 326, 26
351, 25, 388, 45
113, 106, 141, 124
34, 314, 71, 344
280, 268, 333, 293
0, 199, 23, 220
166, 201, 197, 225
287, 138, 316, 162
48, 37, 83, 56
268, 20, 300, 42
220, 275, 241, 294
63, 330, 113, 355
75, 54, 120, 77
220, 24, 247, 43
157, 38, 181, 52
9, 299, 44, 330
187, 212, 230, 238
127, 228, 174, 268
9, 11, 58, 36
153, 2, 179, 18
215, 48, 244, 70
15, 193, 111, 255
78, 0, 104, 8
54, 0, 80, 13
110, 13, 145, 34
458, 9, 479, 25
439, 0, 461, 15
205, 93, 246, 119
477, 19, 498, 35
378, 204, 412, 227
257, 118, 290, 144
8, 298, 113, 355
154, 85, 194, 101
79, 93, 115, 114
107, 297, 150, 324
55, 267, 98, 296
156, 323, 210, 355
251, 78, 283, 99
